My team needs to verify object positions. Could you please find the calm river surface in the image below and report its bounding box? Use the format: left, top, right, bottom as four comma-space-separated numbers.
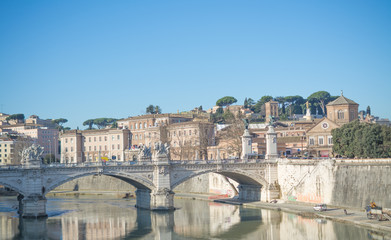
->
0, 195, 390, 240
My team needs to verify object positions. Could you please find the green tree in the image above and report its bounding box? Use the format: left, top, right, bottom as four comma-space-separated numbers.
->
253, 95, 273, 113
6, 114, 25, 121
83, 119, 95, 130
216, 96, 237, 107
146, 105, 162, 114
243, 98, 248, 108
332, 120, 391, 158
155, 105, 162, 114
307, 91, 331, 116
366, 106, 371, 116
146, 105, 155, 114
52, 118, 68, 130
284, 95, 305, 116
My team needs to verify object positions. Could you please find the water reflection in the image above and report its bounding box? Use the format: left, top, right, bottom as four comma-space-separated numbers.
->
0, 196, 390, 240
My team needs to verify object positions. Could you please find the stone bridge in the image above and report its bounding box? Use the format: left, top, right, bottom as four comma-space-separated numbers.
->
0, 125, 280, 218
0, 157, 279, 218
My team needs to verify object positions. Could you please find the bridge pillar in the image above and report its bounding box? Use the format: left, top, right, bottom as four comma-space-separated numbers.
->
18, 194, 48, 218
135, 189, 152, 210
151, 188, 175, 210
151, 149, 175, 210
238, 184, 261, 201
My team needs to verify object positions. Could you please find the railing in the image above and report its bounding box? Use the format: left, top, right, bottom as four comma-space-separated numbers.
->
0, 158, 268, 170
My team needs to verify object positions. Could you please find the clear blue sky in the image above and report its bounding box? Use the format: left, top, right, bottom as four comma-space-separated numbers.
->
1, 1, 390, 129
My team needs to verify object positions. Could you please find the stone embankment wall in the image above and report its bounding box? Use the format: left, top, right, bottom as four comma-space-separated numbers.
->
278, 158, 391, 209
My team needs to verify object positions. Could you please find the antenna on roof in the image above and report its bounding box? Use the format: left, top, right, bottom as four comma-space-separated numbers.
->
341, 90, 343, 96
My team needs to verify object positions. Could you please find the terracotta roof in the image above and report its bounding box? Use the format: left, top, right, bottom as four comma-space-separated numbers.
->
327, 95, 358, 106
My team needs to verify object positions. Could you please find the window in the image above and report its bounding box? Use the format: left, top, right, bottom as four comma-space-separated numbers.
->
189, 130, 191, 136
4, 154, 7, 157
71, 138, 73, 143
144, 123, 147, 128
117, 135, 120, 140
71, 147, 73, 152
99, 137, 101, 141
112, 136, 115, 140
65, 147, 68, 152
89, 146, 91, 151
130, 125, 133, 130
309, 137, 315, 146
105, 136, 107, 141
139, 134, 142, 140
105, 145, 107, 151
184, 130, 186, 136
65, 138, 68, 143
117, 144, 120, 149
194, 130, 197, 135
318, 137, 324, 145
139, 123, 142, 129
112, 144, 115, 150
94, 146, 97, 151
173, 131, 176, 136
135, 124, 137, 129
94, 137, 96, 142
89, 137, 91, 142
135, 135, 138, 140
338, 110, 344, 119
118, 155, 121, 160
99, 146, 101, 151
328, 136, 333, 145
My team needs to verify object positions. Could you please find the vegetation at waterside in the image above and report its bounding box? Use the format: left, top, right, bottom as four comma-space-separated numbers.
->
332, 120, 391, 158
83, 118, 117, 130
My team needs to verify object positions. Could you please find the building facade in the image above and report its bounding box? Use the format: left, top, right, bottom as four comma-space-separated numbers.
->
60, 129, 131, 163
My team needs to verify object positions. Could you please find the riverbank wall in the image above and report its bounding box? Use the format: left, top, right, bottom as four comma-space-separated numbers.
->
278, 158, 391, 209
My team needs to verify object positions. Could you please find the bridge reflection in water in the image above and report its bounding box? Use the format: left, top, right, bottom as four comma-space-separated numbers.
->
0, 196, 383, 240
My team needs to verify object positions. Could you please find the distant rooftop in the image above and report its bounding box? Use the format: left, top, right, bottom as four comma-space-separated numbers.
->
327, 94, 358, 106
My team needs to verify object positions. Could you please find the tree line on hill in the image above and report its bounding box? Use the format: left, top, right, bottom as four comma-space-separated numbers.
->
211, 91, 341, 124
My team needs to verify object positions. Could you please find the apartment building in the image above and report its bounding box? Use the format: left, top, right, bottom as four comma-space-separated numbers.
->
60, 129, 131, 163
0, 139, 13, 165
0, 124, 59, 159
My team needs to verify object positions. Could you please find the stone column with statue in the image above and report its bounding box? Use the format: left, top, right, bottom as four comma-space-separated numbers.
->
151, 142, 174, 210
241, 119, 252, 159
19, 144, 48, 218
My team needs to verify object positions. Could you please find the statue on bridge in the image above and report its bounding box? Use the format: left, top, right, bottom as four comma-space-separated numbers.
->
21, 144, 44, 168
153, 142, 170, 158
138, 144, 152, 160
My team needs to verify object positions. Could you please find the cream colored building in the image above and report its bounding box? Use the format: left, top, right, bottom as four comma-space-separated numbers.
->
0, 124, 60, 159
117, 114, 194, 147
60, 129, 131, 163
0, 139, 13, 165
167, 121, 215, 160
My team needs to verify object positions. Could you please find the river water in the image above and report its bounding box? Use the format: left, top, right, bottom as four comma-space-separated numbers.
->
0, 195, 390, 240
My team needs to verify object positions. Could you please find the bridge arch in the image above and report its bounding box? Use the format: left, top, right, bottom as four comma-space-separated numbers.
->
171, 168, 268, 190
0, 179, 27, 196
45, 170, 155, 194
